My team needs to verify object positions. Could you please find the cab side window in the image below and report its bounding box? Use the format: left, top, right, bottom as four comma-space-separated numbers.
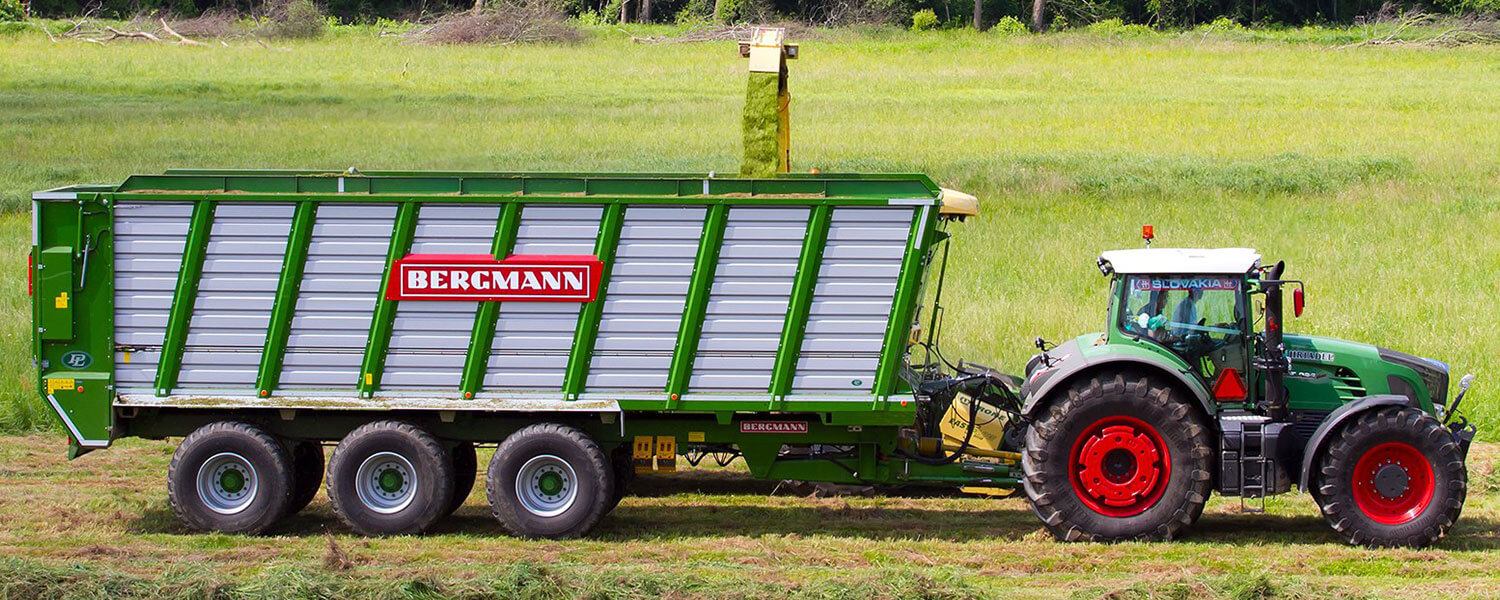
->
1119, 276, 1245, 369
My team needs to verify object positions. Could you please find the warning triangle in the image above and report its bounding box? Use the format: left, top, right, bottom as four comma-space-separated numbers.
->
1212, 367, 1248, 401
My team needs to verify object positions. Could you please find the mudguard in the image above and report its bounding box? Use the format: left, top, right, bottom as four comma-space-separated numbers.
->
1297, 394, 1417, 491
1020, 338, 1214, 418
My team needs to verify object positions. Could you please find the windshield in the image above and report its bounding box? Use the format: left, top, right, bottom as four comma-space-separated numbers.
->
1118, 275, 1246, 365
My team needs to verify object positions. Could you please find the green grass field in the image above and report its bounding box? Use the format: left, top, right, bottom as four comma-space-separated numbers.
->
2, 24, 1500, 598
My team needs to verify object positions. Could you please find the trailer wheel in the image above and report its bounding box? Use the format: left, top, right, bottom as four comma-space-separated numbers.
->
605, 445, 634, 514
326, 421, 454, 536
486, 424, 612, 538
444, 441, 478, 517
285, 440, 325, 517
1313, 407, 1466, 547
167, 422, 294, 535
1022, 373, 1212, 542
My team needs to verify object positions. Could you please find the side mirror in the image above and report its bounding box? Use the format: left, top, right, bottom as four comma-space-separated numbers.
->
1292, 287, 1305, 317
1460, 373, 1475, 391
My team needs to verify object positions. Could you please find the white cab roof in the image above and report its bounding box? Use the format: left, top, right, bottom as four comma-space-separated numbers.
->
1099, 248, 1262, 275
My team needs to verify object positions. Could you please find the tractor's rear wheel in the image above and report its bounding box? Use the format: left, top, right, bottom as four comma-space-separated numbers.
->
1022, 373, 1212, 542
1312, 407, 1466, 547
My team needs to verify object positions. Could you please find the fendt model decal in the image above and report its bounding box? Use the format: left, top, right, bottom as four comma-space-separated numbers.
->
387, 254, 604, 302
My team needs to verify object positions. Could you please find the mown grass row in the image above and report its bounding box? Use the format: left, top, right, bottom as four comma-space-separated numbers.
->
0, 29, 1497, 436
0, 557, 1357, 600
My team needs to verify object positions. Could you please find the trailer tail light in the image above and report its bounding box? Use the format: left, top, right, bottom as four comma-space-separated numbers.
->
27, 253, 33, 296
1293, 287, 1305, 317
1212, 368, 1247, 401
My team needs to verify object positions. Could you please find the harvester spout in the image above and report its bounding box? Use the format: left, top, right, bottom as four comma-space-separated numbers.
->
739, 27, 797, 177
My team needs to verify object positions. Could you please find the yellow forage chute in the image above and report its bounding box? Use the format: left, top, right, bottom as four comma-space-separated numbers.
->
941, 392, 1021, 497
938, 188, 979, 219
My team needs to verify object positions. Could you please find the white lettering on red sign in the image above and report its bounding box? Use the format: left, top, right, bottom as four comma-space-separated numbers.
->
387, 254, 603, 302
739, 421, 809, 434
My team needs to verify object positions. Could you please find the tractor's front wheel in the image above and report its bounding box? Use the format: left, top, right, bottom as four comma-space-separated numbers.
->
1312, 407, 1466, 547
1022, 373, 1212, 542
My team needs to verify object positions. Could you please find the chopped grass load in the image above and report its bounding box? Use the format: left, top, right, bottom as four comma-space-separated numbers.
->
740, 70, 783, 177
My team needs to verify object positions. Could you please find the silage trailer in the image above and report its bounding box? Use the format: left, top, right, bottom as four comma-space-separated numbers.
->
30, 168, 1011, 538
29, 29, 1478, 546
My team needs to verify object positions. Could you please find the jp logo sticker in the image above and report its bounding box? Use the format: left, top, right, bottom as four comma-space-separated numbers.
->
61, 351, 92, 370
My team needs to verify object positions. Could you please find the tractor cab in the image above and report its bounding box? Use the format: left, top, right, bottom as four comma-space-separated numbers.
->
1097, 247, 1264, 407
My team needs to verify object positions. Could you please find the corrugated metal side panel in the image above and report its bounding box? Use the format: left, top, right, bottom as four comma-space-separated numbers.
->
113, 202, 194, 391
483, 205, 603, 391
382, 204, 500, 390
177, 203, 295, 389
689, 207, 808, 392
587, 206, 705, 390
791, 206, 913, 393
279, 204, 397, 389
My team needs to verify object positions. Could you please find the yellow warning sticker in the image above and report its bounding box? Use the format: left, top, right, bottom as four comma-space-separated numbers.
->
45, 378, 75, 395
54, 292, 68, 309
687, 431, 705, 443
364, 373, 373, 385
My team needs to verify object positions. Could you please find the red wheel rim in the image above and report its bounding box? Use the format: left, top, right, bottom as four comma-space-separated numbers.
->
1351, 442, 1434, 525
1068, 415, 1171, 517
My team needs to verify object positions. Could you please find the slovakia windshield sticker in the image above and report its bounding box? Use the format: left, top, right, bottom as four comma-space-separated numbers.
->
1132, 277, 1240, 292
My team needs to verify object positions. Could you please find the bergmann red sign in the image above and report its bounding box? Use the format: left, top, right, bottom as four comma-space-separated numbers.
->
386, 254, 603, 302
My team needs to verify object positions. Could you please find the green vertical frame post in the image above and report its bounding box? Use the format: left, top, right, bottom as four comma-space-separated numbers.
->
665, 204, 729, 405
872, 206, 935, 398
459, 202, 523, 398
358, 201, 419, 398
768, 204, 832, 399
562, 203, 626, 399
153, 200, 216, 396
255, 201, 317, 397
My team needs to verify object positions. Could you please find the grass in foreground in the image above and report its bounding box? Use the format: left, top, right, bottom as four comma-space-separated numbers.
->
4, 435, 1500, 599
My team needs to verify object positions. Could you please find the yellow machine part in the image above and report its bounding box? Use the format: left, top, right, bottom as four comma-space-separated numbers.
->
940, 392, 1021, 496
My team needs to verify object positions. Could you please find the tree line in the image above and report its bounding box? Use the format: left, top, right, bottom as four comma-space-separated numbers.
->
19, 0, 1499, 31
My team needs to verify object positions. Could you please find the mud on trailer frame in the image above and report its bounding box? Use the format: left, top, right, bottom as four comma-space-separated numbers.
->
31, 170, 1015, 537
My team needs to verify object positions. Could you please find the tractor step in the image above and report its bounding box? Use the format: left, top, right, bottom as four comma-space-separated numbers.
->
1219, 413, 1289, 512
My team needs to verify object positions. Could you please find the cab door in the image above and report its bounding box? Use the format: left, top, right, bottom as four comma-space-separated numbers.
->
1116, 275, 1254, 404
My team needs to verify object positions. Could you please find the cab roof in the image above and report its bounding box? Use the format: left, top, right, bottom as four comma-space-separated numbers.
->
1098, 248, 1262, 275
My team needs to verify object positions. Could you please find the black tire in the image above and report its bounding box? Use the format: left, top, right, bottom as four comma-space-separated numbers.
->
445, 441, 478, 517
605, 445, 634, 513
167, 421, 294, 535
1022, 373, 1213, 542
486, 423, 612, 538
285, 440, 325, 517
326, 421, 455, 536
1313, 407, 1466, 548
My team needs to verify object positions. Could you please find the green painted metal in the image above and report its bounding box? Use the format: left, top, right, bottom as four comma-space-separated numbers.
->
873, 206, 935, 398
37, 246, 74, 341
357, 202, 419, 398
153, 200, 216, 396
665, 204, 729, 402
562, 203, 626, 399
459, 202, 523, 398
768, 204, 832, 398
256, 201, 317, 396
111, 171, 941, 207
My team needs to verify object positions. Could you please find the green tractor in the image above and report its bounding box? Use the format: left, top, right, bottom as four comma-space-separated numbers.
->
1018, 244, 1477, 547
